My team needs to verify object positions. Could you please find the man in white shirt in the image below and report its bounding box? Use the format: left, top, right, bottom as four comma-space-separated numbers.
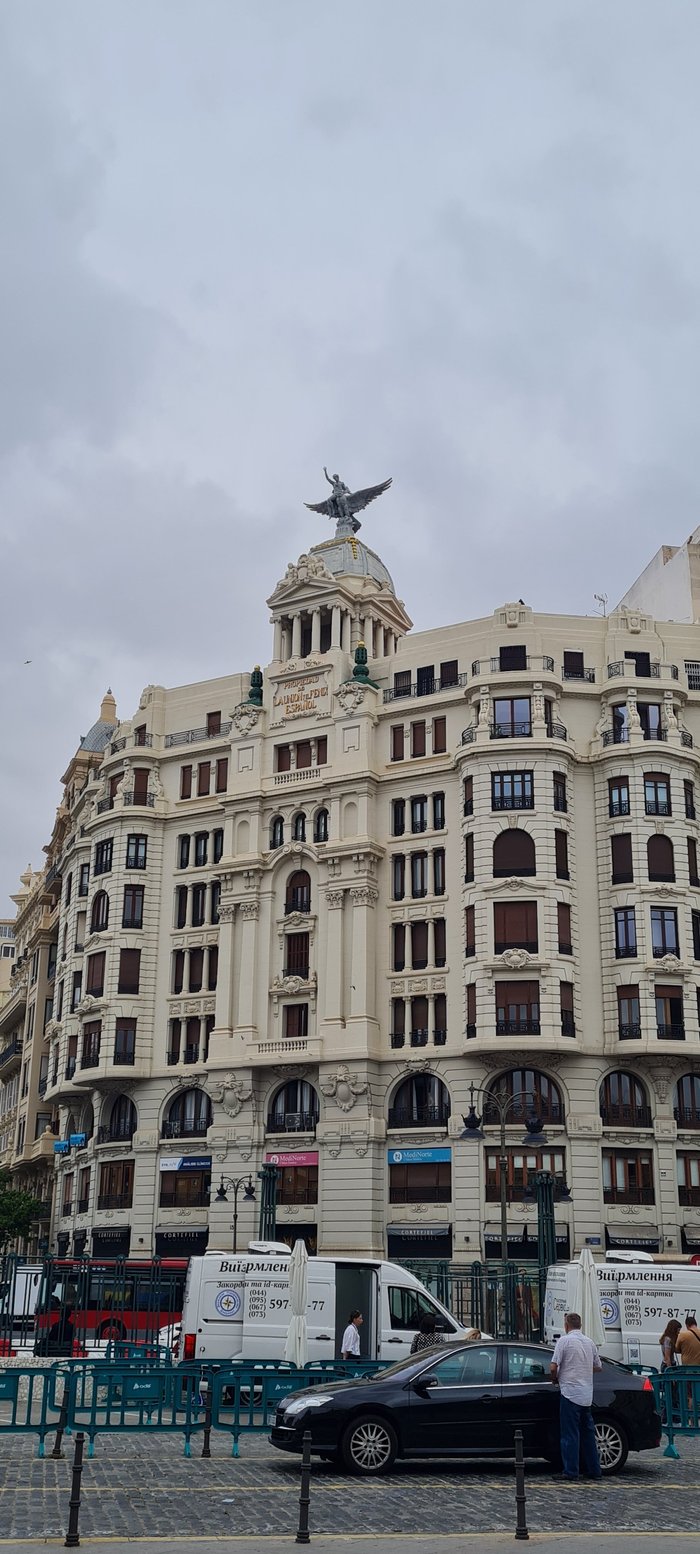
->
550, 1311, 603, 1481
340, 1310, 363, 1360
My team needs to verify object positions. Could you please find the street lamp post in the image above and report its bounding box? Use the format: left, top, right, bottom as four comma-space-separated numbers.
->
461, 1081, 549, 1273
214, 1174, 256, 1252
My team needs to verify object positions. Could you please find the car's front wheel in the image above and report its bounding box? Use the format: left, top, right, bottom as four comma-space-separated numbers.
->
341, 1414, 398, 1476
595, 1417, 628, 1474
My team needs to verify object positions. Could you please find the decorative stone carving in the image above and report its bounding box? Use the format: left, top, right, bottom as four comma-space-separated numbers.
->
654, 954, 682, 973
281, 553, 334, 587
119, 759, 135, 800
232, 703, 262, 737
499, 948, 532, 969
478, 689, 490, 726
271, 973, 317, 995
351, 886, 379, 908
320, 1066, 369, 1113
662, 691, 678, 731
325, 890, 345, 910
147, 766, 165, 799
207, 1073, 253, 1118
497, 877, 527, 891
627, 693, 641, 731
239, 900, 260, 920
336, 682, 367, 715
139, 685, 156, 710
217, 903, 236, 924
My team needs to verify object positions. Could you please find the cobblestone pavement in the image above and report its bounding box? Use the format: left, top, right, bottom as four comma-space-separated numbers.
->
1, 1435, 699, 1542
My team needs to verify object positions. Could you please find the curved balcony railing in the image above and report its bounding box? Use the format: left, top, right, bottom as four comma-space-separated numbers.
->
600, 1104, 652, 1128
387, 1104, 450, 1128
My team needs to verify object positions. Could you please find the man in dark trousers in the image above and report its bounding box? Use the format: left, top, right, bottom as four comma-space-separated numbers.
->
550, 1311, 603, 1480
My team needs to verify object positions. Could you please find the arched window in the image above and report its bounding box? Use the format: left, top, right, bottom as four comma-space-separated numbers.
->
163, 1088, 211, 1139
647, 834, 675, 882
285, 869, 311, 915
314, 808, 329, 843
108, 1095, 137, 1142
90, 890, 110, 933
270, 816, 284, 850
675, 1074, 700, 1129
599, 1072, 651, 1127
493, 831, 536, 877
293, 813, 306, 843
388, 1073, 450, 1129
79, 1102, 94, 1142
267, 1080, 319, 1133
484, 1069, 564, 1126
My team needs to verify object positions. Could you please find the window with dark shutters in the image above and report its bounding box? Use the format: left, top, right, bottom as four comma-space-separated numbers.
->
133, 768, 149, 805
465, 906, 475, 957
391, 725, 405, 761
86, 952, 105, 997
555, 829, 569, 879
434, 918, 446, 967
197, 762, 211, 796
216, 758, 228, 793
118, 949, 141, 995
493, 830, 536, 877
433, 716, 447, 753
557, 902, 572, 953
647, 834, 675, 882
180, 765, 192, 799
411, 921, 429, 970
494, 901, 538, 953
611, 834, 633, 884
411, 721, 426, 757
189, 948, 204, 993
392, 923, 405, 972
466, 983, 477, 1035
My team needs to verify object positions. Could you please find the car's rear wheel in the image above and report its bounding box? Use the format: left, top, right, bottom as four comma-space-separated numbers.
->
595, 1417, 628, 1474
341, 1414, 398, 1476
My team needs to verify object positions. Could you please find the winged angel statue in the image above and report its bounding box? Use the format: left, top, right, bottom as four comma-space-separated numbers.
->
305, 467, 392, 537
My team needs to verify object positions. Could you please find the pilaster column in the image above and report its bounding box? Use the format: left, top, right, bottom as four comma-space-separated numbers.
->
311, 609, 321, 653
291, 614, 302, 657
349, 886, 379, 1019
236, 900, 259, 1036
206, 902, 236, 1063
331, 605, 342, 649
322, 889, 345, 1023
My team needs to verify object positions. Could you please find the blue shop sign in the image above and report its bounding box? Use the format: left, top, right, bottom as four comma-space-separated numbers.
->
54, 1141, 70, 1155
69, 1133, 87, 1148
388, 1147, 451, 1165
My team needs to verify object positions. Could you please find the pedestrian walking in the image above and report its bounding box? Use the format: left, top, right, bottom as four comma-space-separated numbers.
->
410, 1314, 445, 1354
340, 1310, 363, 1360
675, 1314, 700, 1366
550, 1311, 603, 1481
659, 1319, 681, 1371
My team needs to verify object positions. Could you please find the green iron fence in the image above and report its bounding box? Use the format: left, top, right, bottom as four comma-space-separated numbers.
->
401, 1260, 543, 1339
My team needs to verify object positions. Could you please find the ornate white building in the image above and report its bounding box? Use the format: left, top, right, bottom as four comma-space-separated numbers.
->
6, 516, 700, 1264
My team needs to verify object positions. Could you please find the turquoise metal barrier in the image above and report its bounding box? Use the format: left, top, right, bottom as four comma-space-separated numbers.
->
651, 1365, 700, 1458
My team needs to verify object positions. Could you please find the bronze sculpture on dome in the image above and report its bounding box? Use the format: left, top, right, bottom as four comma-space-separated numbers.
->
305, 467, 392, 537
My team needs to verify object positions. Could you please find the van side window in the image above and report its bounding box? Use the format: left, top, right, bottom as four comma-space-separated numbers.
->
388, 1285, 448, 1331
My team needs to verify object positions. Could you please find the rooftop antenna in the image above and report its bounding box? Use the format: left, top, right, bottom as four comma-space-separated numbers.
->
594, 593, 608, 616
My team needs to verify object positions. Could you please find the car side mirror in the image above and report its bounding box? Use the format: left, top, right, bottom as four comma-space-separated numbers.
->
413, 1374, 439, 1396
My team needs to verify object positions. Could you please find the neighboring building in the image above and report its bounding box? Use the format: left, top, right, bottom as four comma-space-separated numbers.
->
10, 518, 699, 1266
618, 524, 700, 626
0, 919, 16, 1005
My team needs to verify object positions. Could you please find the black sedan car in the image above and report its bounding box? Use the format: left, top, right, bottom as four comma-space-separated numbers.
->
270, 1340, 661, 1476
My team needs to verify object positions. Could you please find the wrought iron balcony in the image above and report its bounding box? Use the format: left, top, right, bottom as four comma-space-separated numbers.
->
618, 1022, 642, 1040
390, 1033, 405, 1048
615, 945, 638, 959
433, 1029, 447, 1045
645, 800, 671, 816
560, 1014, 576, 1036
160, 1120, 209, 1139
652, 944, 679, 959
461, 725, 477, 745
609, 801, 631, 817
496, 1019, 541, 1035
96, 1123, 135, 1144
494, 940, 538, 955
285, 893, 311, 915
490, 721, 532, 739
657, 1022, 685, 1040
600, 1104, 652, 1128
562, 665, 595, 682
164, 721, 232, 748
97, 1194, 133, 1211
679, 1185, 700, 1206
472, 656, 555, 676
383, 673, 468, 703
266, 1111, 318, 1134
492, 795, 534, 811
81, 1053, 100, 1070
602, 728, 629, 746
603, 1186, 655, 1205
387, 1104, 450, 1128
674, 1107, 700, 1129
410, 1029, 429, 1047
0, 1037, 22, 1068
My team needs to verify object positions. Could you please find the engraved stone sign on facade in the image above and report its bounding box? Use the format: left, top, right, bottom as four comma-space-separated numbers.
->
272, 672, 330, 720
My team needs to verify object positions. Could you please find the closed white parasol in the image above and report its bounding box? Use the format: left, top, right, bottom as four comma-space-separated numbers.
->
284, 1238, 309, 1368
574, 1247, 606, 1348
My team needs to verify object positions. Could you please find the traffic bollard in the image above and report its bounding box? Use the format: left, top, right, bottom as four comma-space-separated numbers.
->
65, 1431, 85, 1548
514, 1429, 529, 1541
296, 1430, 312, 1545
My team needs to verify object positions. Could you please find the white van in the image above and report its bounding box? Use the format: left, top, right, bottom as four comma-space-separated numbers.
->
544, 1258, 700, 1369
179, 1241, 471, 1363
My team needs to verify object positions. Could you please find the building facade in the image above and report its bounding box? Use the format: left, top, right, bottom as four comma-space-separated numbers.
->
6, 524, 699, 1265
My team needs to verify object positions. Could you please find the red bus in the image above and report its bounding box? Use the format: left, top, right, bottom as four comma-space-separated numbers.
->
33, 1258, 188, 1354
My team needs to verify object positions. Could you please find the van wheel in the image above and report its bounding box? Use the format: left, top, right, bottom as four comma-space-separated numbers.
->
595, 1417, 628, 1474
341, 1415, 397, 1476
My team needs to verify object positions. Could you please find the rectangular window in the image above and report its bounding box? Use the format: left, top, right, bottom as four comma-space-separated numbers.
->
81, 1020, 101, 1068
197, 762, 211, 796
216, 757, 228, 793
98, 1160, 134, 1211
655, 983, 684, 1039
491, 771, 534, 810
178, 834, 191, 870
677, 1153, 700, 1206
611, 834, 633, 884
689, 838, 700, 886
276, 744, 291, 772
78, 863, 90, 896
685, 780, 696, 820
434, 918, 446, 967
614, 906, 637, 958
433, 847, 445, 896
390, 1160, 451, 1204
86, 952, 105, 997
466, 981, 477, 1036
71, 971, 82, 1011
556, 901, 572, 955
392, 798, 405, 836
463, 776, 473, 816
122, 885, 144, 929
555, 829, 569, 879
118, 948, 141, 996
316, 736, 328, 765
189, 947, 204, 993
64, 874, 73, 907
180, 764, 192, 799
693, 909, 700, 961
495, 980, 540, 1035
411, 720, 426, 758
644, 774, 671, 815
560, 980, 575, 1036
114, 1019, 136, 1065
207, 710, 221, 736
210, 881, 221, 923
159, 1166, 211, 1209
639, 702, 663, 740
416, 664, 434, 696
286, 933, 310, 978
465, 905, 475, 958
553, 773, 567, 813
208, 945, 218, 991
133, 723, 147, 746
494, 901, 538, 954
391, 997, 405, 1047
608, 777, 630, 818
411, 795, 428, 833
191, 884, 206, 927
173, 950, 185, 995
650, 906, 679, 957
602, 1150, 654, 1205
56, 981, 64, 1021
391, 725, 405, 762
440, 659, 459, 687
410, 994, 428, 1043
617, 984, 641, 1039
432, 716, 447, 754
493, 696, 531, 738
392, 854, 405, 900
126, 834, 147, 869
195, 832, 208, 866
175, 885, 188, 929
213, 827, 224, 863
132, 767, 149, 805
77, 1167, 91, 1212
283, 1003, 309, 1040
465, 833, 474, 882
296, 740, 312, 769
393, 670, 411, 699
411, 921, 429, 971
411, 852, 428, 898
276, 1163, 318, 1207
93, 839, 113, 876
563, 650, 585, 679
62, 1174, 74, 1215
499, 643, 527, 671
392, 923, 406, 972
485, 1147, 566, 1202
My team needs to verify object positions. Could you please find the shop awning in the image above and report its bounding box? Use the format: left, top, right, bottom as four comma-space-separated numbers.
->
484, 1223, 570, 1245
605, 1225, 660, 1251
387, 1224, 450, 1240
681, 1226, 700, 1250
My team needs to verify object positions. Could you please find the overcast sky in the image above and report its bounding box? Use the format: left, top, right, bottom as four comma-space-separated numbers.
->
2, 0, 700, 909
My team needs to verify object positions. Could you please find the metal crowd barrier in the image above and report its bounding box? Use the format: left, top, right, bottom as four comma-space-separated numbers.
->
650, 1365, 700, 1458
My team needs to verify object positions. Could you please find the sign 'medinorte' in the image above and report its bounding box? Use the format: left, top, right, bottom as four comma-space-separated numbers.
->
273, 672, 329, 720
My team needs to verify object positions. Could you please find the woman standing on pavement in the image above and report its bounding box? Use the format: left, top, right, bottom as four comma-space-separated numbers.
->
659, 1318, 681, 1370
